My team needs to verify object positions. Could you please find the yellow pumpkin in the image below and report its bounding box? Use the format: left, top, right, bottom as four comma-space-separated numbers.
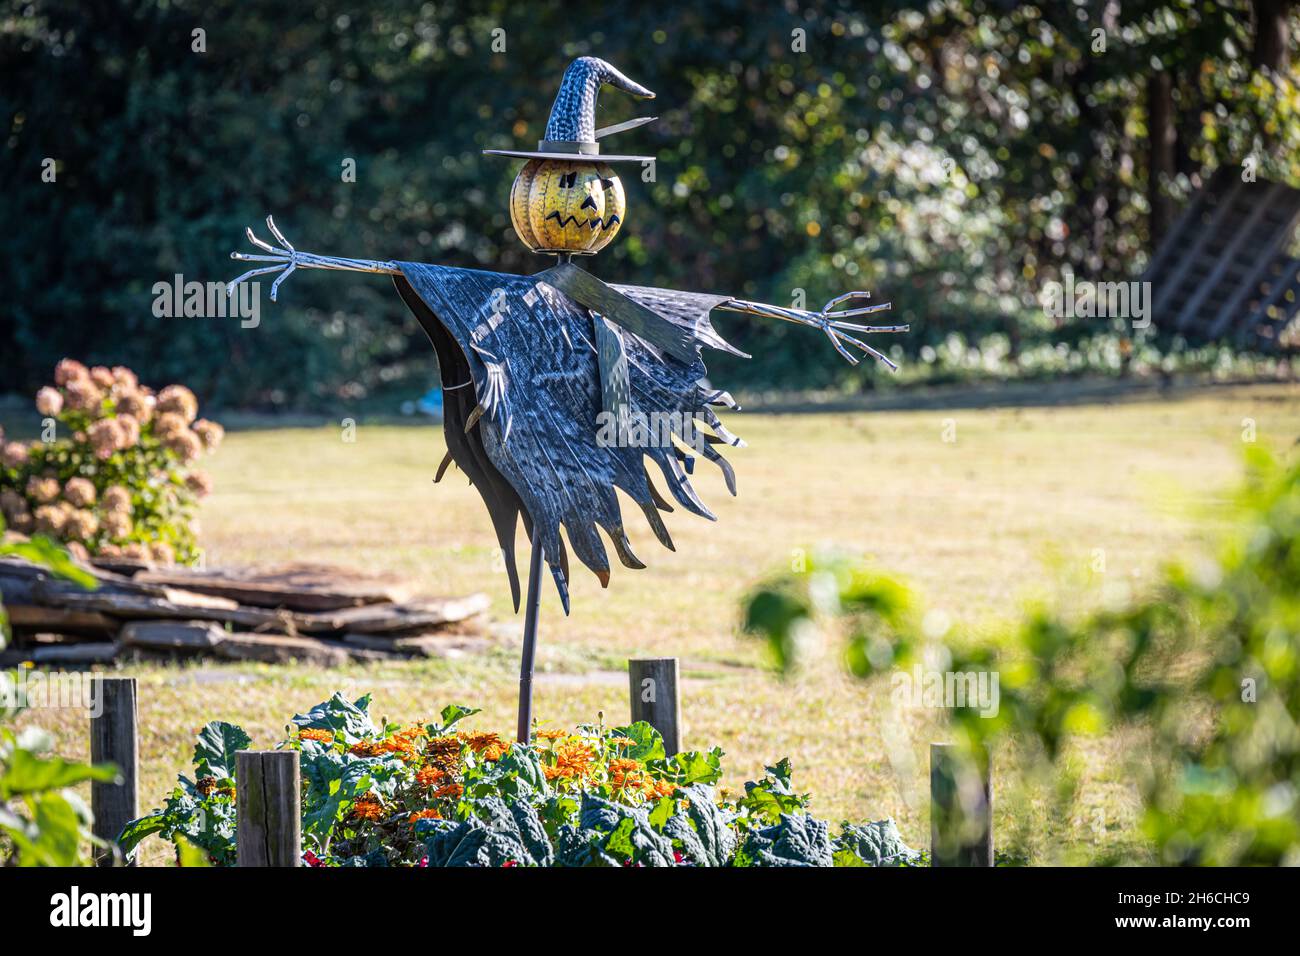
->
509, 159, 626, 255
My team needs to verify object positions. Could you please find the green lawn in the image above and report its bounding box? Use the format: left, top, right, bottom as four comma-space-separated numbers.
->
13, 381, 1300, 864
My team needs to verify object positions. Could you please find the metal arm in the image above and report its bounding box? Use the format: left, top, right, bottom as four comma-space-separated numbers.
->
228, 217, 398, 301
230, 217, 908, 369
717, 292, 907, 370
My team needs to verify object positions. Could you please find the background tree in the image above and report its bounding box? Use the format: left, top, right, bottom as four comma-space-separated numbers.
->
1, 0, 1297, 409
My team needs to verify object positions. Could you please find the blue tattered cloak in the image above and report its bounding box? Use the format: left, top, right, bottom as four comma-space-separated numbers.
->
391, 262, 746, 613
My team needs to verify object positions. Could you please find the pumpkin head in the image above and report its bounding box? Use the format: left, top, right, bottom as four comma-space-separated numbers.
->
509, 159, 626, 255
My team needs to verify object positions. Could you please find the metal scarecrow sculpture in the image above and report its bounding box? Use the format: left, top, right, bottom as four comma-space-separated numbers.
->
228, 57, 905, 740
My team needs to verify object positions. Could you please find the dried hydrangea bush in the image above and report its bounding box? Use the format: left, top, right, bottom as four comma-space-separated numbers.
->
0, 359, 223, 565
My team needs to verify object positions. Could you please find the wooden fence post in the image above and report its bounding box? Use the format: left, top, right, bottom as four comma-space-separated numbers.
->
628, 657, 681, 756
236, 751, 301, 867
930, 742, 993, 866
90, 676, 138, 866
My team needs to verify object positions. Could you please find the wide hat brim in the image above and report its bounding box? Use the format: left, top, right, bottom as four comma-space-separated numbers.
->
483, 148, 654, 163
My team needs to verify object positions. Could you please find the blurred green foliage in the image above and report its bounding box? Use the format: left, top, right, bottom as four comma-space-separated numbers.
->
745, 448, 1300, 865
0, 527, 113, 866
2, 1, 1297, 409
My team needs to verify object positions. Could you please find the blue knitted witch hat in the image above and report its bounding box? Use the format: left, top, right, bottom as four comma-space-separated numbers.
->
483, 56, 656, 163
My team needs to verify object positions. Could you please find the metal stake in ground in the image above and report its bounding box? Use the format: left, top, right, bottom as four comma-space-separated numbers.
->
515, 542, 545, 743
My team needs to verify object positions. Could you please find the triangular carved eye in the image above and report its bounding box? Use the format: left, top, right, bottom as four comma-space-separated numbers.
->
600, 178, 614, 188
560, 171, 578, 188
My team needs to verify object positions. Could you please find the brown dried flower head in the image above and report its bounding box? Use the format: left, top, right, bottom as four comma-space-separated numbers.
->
0, 489, 25, 518
0, 442, 31, 469
33, 504, 67, 535
63, 477, 96, 508
164, 428, 203, 462
157, 385, 199, 423
112, 366, 139, 392
64, 378, 104, 414
89, 366, 116, 389
35, 386, 63, 417
101, 511, 132, 541
154, 411, 188, 438
185, 470, 214, 498
115, 389, 154, 424
102, 485, 132, 515
88, 419, 125, 460
26, 476, 60, 504
192, 419, 224, 451
64, 510, 98, 542
54, 359, 90, 386
116, 413, 141, 449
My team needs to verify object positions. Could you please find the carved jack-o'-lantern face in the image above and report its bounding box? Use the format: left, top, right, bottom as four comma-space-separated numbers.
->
509, 159, 626, 255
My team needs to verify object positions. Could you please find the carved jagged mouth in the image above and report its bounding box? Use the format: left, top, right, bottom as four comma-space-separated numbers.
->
545, 211, 621, 231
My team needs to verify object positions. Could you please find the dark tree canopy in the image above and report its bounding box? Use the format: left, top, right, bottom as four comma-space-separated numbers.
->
2, 1, 1296, 408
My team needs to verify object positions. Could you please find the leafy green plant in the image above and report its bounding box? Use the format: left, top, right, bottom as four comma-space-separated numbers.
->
744, 448, 1300, 866
0, 522, 118, 866
123, 692, 917, 867
0, 360, 223, 565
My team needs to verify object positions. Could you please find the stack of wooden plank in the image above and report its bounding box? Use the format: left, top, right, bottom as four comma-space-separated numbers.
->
0, 557, 491, 667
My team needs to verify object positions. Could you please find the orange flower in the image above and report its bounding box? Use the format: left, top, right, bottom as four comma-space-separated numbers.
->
608, 758, 650, 795
350, 796, 385, 822
608, 737, 636, 749
432, 782, 464, 800
349, 740, 384, 757
298, 728, 334, 743
480, 742, 508, 762
426, 735, 462, 771
534, 729, 568, 741
416, 766, 449, 788
649, 779, 679, 799
460, 731, 506, 755
552, 741, 596, 780
409, 808, 442, 824
381, 727, 426, 761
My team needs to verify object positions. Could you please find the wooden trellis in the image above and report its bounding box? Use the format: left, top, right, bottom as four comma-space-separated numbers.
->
1144, 168, 1300, 351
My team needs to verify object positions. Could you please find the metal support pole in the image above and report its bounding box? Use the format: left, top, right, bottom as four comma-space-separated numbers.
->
515, 542, 545, 744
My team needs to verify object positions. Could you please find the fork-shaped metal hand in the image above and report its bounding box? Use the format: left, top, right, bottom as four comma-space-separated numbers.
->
717, 291, 907, 369
228, 216, 398, 301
